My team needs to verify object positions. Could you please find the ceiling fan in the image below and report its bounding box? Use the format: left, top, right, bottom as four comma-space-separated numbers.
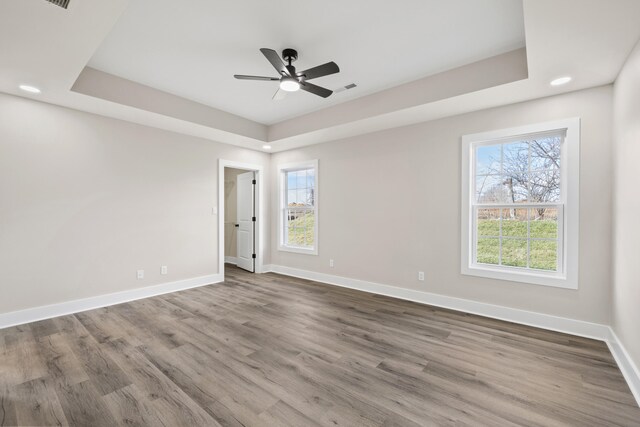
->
234, 48, 340, 99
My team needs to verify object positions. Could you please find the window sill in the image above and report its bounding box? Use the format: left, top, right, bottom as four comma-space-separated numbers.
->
278, 245, 318, 256
462, 264, 577, 289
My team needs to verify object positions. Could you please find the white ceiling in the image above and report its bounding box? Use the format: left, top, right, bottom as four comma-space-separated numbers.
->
1, 0, 640, 153
88, 0, 525, 124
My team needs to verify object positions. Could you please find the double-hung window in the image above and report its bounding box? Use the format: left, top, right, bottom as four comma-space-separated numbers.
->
278, 160, 318, 255
461, 119, 579, 289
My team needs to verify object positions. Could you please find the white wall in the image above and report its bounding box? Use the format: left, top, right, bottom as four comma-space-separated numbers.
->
224, 168, 245, 258
612, 40, 640, 370
0, 93, 269, 315
270, 85, 613, 324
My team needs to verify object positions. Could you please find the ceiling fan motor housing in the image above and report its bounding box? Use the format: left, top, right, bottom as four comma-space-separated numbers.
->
282, 48, 298, 63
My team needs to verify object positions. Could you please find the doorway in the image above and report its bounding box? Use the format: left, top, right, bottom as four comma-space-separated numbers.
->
224, 168, 255, 272
218, 160, 264, 278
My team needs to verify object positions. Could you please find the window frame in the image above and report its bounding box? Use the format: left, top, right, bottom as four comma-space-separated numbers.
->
278, 159, 319, 255
461, 118, 580, 289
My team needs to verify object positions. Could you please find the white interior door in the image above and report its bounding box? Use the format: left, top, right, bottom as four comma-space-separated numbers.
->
236, 171, 255, 272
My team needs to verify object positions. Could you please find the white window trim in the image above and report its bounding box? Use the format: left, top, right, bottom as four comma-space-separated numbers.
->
278, 159, 319, 255
461, 118, 580, 289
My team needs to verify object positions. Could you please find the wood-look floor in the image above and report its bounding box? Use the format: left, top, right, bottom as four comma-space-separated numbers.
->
1, 265, 638, 426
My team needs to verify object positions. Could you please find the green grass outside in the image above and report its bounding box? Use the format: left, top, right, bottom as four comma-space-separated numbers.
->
477, 219, 557, 271
478, 219, 557, 238
287, 215, 555, 269
287, 212, 315, 247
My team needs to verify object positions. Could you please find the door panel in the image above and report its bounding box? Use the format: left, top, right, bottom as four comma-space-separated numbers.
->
236, 171, 255, 272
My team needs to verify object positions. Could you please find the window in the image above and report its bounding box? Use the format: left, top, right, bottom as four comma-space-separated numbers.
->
278, 160, 318, 254
461, 119, 580, 289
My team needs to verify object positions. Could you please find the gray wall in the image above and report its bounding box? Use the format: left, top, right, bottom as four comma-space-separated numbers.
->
0, 83, 619, 331
0, 92, 270, 314
270, 85, 613, 324
613, 40, 640, 371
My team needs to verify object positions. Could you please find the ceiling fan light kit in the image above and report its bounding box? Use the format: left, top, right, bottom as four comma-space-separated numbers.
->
279, 76, 300, 92
234, 48, 340, 98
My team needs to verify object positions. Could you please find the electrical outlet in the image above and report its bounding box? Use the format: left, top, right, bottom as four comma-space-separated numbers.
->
329, 259, 335, 268
418, 271, 425, 281
137, 270, 144, 279
161, 265, 168, 275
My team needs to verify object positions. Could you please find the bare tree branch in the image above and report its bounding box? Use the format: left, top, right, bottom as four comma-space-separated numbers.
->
478, 137, 561, 210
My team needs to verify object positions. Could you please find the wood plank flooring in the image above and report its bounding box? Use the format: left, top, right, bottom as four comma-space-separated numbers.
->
1, 264, 639, 426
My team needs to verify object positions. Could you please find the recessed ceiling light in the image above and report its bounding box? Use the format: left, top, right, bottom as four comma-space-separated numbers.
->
19, 84, 41, 94
550, 76, 572, 86
262, 144, 272, 150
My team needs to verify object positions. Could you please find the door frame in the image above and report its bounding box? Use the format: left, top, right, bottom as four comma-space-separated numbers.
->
218, 159, 265, 278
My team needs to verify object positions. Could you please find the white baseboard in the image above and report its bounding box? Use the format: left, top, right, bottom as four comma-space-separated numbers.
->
224, 256, 238, 265
0, 273, 223, 330
605, 328, 640, 405
268, 265, 609, 340
267, 264, 640, 406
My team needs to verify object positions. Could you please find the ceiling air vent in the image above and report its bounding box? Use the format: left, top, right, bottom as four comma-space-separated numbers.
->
334, 83, 357, 93
45, 0, 71, 9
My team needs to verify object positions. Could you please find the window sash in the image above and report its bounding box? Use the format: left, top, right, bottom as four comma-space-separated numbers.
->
471, 204, 564, 275
284, 169, 315, 208
472, 133, 564, 205
470, 134, 565, 276
283, 207, 315, 249
283, 167, 315, 249
472, 202, 560, 208
278, 160, 318, 255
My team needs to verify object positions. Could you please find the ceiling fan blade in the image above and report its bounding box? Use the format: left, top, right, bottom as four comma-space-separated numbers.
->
298, 61, 340, 80
272, 88, 287, 101
260, 48, 289, 76
234, 74, 279, 81
300, 81, 333, 98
